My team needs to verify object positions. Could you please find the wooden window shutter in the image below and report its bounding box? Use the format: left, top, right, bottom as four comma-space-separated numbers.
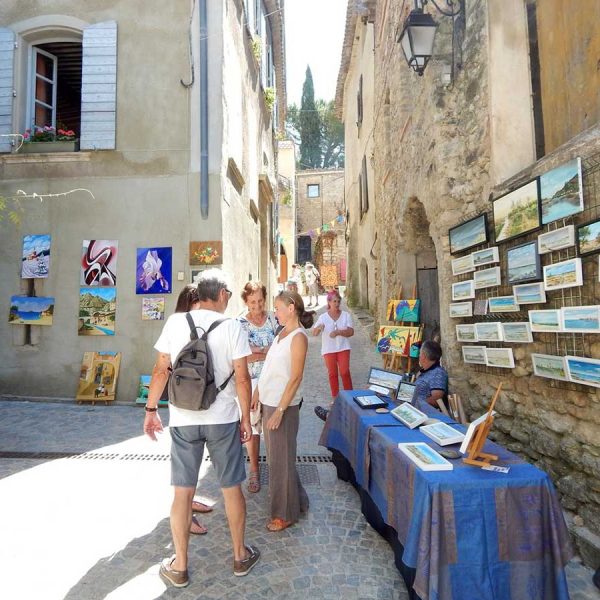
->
0, 28, 15, 153
80, 21, 117, 150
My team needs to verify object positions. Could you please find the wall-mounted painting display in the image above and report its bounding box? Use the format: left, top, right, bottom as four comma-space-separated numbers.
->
488, 295, 520, 313
540, 157, 584, 225
531, 354, 569, 381
529, 309, 561, 332
485, 347, 515, 369
565, 355, 600, 389
452, 280, 475, 301
191, 268, 208, 284
190, 241, 223, 266
456, 324, 477, 342
513, 282, 547, 305
475, 322, 503, 342
474, 266, 501, 290
136, 247, 172, 294
501, 322, 533, 343
493, 180, 540, 243
462, 345, 487, 365
576, 219, 600, 257
142, 297, 165, 321
451, 254, 475, 276
81, 240, 118, 286
79, 287, 116, 336
449, 214, 488, 255
8, 295, 54, 326
474, 299, 488, 316
543, 257, 582, 291
76, 351, 121, 402
506, 241, 541, 284
472, 246, 499, 268
376, 326, 421, 354
560, 305, 600, 334
538, 225, 575, 255
449, 302, 472, 318
21, 234, 51, 278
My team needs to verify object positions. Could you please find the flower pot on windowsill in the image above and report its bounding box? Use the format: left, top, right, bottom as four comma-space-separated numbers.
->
20, 140, 80, 154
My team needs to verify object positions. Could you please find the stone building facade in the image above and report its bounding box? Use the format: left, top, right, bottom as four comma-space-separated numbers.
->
277, 138, 297, 283
296, 168, 347, 286
338, 0, 600, 565
0, 0, 285, 402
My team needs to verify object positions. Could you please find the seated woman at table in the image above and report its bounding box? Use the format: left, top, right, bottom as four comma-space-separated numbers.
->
413, 340, 448, 413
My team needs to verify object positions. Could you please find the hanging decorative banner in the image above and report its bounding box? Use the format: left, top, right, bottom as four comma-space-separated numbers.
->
322, 224, 330, 232
297, 214, 345, 238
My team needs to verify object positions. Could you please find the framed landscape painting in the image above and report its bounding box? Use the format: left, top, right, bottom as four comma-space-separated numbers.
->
488, 295, 520, 313
475, 322, 503, 342
513, 282, 547, 305
576, 219, 600, 257
506, 241, 541, 284
565, 356, 600, 389
449, 214, 488, 255
456, 324, 477, 342
462, 345, 487, 365
449, 302, 472, 318
501, 322, 533, 343
540, 157, 584, 225
472, 246, 499, 268
538, 225, 575, 255
485, 347, 515, 369
79, 287, 116, 336
560, 305, 600, 334
529, 309, 561, 332
493, 179, 541, 243
21, 234, 51, 279
543, 258, 582, 291
452, 254, 475, 276
474, 266, 501, 290
531, 354, 569, 382
452, 280, 475, 301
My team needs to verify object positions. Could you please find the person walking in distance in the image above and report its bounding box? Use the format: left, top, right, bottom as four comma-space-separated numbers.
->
304, 263, 320, 307
253, 291, 313, 531
144, 269, 260, 587
312, 290, 354, 421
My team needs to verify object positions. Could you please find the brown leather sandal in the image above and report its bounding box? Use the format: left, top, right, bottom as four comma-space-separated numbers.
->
247, 471, 261, 493
266, 518, 293, 532
191, 500, 213, 513
190, 516, 208, 535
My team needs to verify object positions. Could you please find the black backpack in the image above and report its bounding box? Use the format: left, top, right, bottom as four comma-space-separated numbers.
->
168, 313, 234, 411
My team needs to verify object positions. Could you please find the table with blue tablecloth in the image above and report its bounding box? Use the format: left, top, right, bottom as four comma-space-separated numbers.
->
319, 390, 573, 600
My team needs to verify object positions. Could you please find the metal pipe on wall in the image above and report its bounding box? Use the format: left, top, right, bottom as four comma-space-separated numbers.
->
199, 0, 209, 219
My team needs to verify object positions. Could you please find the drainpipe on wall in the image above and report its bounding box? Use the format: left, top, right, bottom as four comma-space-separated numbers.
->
199, 0, 209, 219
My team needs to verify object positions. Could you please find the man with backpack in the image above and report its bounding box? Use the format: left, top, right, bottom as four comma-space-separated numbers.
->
143, 269, 259, 587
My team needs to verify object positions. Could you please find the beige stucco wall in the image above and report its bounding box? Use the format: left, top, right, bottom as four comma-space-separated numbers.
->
277, 139, 297, 278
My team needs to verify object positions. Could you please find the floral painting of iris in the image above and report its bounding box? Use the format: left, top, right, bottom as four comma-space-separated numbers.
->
136, 247, 172, 294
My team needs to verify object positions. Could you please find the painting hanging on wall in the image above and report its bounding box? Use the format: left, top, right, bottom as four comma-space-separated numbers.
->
492, 179, 540, 243
576, 218, 600, 257
136, 247, 172, 294
81, 240, 118, 286
76, 351, 121, 402
456, 324, 477, 342
485, 347, 515, 369
506, 241, 541, 284
531, 354, 569, 382
565, 356, 600, 389
448, 214, 488, 255
472, 246, 499, 268
394, 299, 420, 323
560, 305, 600, 334
449, 302, 472, 318
543, 257, 582, 291
462, 346, 487, 365
21, 234, 51, 278
451, 254, 475, 276
79, 287, 116, 335
376, 325, 421, 354
142, 297, 165, 321
190, 241, 223, 266
475, 322, 503, 342
539, 157, 584, 225
452, 280, 475, 301
8, 295, 54, 326
513, 282, 546, 305
529, 309, 562, 332
474, 266, 501, 289
501, 322, 533, 343
538, 225, 575, 254
488, 295, 520, 313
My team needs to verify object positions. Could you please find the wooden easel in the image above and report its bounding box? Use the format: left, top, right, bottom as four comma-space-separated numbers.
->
463, 383, 502, 468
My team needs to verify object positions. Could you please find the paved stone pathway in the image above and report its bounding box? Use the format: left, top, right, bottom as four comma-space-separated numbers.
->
0, 294, 598, 599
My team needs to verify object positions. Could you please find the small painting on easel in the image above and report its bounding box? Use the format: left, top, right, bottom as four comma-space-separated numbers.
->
394, 299, 420, 323
376, 326, 421, 354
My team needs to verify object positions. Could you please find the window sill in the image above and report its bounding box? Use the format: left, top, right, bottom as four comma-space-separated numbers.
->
1, 151, 93, 164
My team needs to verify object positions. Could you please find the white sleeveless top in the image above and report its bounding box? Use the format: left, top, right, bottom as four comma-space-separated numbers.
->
257, 327, 308, 407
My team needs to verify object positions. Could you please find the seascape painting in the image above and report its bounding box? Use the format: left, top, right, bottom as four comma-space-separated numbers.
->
493, 180, 540, 243
513, 282, 546, 305
462, 346, 487, 365
561, 305, 600, 334
136, 247, 173, 294
577, 219, 600, 257
397, 442, 453, 471
21, 234, 51, 278
475, 322, 503, 341
488, 295, 520, 313
543, 258, 582, 291
529, 309, 562, 332
472, 246, 499, 267
540, 158, 584, 225
538, 225, 575, 254
8, 295, 54, 326
452, 254, 475, 276
485, 348, 515, 369
79, 287, 116, 336
452, 280, 475, 301
474, 266, 501, 290
456, 324, 477, 342
81, 240, 118, 286
531, 354, 569, 381
501, 322, 533, 343
506, 241, 541, 284
565, 356, 600, 389
449, 214, 488, 255
368, 368, 403, 391
449, 302, 472, 318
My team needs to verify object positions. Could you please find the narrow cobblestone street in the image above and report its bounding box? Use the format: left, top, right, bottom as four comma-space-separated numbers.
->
0, 297, 598, 599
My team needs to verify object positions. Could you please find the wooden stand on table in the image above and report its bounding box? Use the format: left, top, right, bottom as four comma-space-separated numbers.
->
448, 393, 468, 425
462, 383, 502, 468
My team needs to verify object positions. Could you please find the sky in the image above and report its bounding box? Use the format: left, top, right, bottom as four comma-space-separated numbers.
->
285, 0, 347, 106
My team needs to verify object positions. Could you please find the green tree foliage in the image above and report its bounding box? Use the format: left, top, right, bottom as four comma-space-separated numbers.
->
0, 195, 22, 225
297, 66, 321, 168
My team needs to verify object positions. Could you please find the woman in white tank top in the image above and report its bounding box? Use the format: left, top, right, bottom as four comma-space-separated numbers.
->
253, 290, 314, 531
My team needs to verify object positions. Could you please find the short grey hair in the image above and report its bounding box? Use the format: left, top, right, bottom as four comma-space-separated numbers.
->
421, 340, 442, 363
196, 268, 230, 301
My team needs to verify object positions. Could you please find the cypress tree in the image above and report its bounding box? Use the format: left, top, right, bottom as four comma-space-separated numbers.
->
298, 66, 322, 168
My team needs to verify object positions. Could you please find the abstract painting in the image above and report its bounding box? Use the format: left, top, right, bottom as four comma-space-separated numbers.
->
493, 180, 540, 243
9, 295, 54, 326
142, 297, 165, 321
79, 287, 116, 336
376, 326, 421, 354
540, 158, 584, 225
136, 247, 172, 294
21, 234, 51, 278
76, 351, 121, 402
81, 240, 118, 286
190, 241, 223, 266
394, 299, 420, 323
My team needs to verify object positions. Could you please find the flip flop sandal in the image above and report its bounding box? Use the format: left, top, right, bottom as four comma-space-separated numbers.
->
192, 501, 213, 513
247, 471, 261, 494
266, 518, 292, 532
190, 516, 208, 535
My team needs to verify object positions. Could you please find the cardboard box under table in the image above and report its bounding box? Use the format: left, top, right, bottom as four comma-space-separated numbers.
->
319, 390, 572, 600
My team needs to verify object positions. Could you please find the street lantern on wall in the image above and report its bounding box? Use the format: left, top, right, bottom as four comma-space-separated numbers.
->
397, 0, 463, 76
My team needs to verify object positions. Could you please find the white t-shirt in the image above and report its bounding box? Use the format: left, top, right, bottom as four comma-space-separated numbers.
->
257, 328, 308, 407
313, 311, 353, 355
154, 309, 251, 427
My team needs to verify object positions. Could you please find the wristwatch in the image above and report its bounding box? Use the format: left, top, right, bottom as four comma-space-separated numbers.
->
144, 405, 158, 412
277, 406, 285, 413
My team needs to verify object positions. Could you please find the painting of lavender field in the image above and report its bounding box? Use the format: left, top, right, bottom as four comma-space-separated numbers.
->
540, 158, 584, 225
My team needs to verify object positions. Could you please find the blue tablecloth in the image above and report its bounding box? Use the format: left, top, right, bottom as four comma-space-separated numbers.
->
319, 390, 573, 600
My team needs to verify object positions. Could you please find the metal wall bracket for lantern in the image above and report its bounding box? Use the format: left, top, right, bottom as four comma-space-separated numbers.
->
397, 0, 463, 77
